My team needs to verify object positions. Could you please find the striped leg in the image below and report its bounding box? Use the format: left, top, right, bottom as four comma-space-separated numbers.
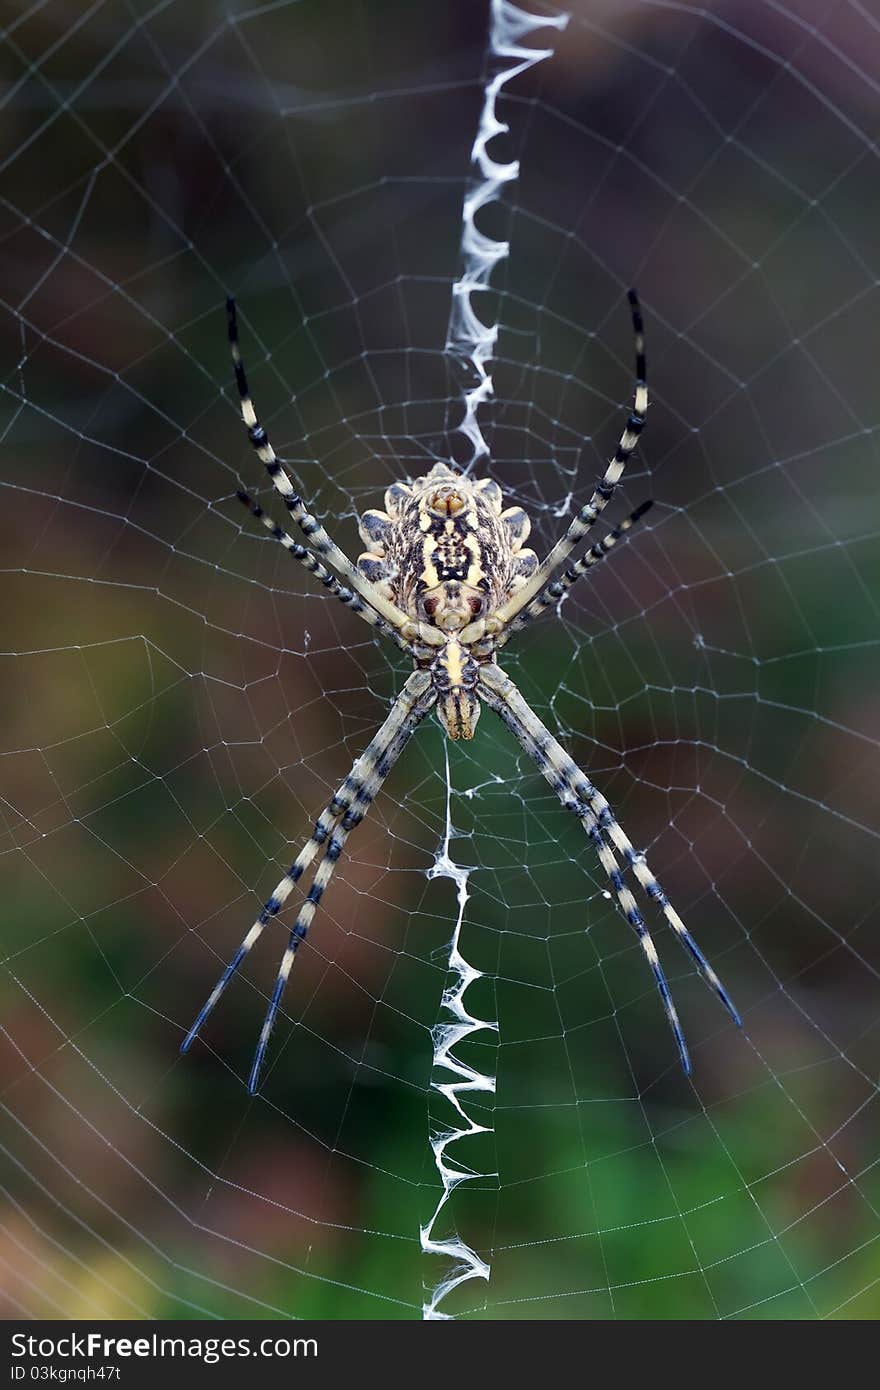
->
247, 676, 437, 1093
226, 297, 422, 637
498, 500, 653, 648
494, 289, 647, 627
478, 663, 740, 1072
584, 815, 691, 1072
479, 671, 691, 1072
236, 488, 410, 654
181, 670, 434, 1066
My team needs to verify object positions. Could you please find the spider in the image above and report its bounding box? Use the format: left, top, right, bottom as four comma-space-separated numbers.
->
181, 291, 741, 1094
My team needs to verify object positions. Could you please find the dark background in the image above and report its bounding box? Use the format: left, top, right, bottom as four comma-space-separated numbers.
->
1, 0, 879, 1318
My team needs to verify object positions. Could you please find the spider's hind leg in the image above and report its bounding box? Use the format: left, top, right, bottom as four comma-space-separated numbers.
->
225, 297, 414, 635
494, 289, 649, 627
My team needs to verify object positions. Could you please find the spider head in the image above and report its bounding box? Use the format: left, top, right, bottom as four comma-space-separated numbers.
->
432, 638, 482, 740
436, 686, 481, 740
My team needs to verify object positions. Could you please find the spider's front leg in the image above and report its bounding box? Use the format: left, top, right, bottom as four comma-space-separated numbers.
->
477, 663, 741, 1074
245, 675, 436, 1093
181, 670, 436, 1091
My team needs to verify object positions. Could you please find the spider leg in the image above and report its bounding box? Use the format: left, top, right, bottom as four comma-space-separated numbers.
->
226, 298, 437, 642
479, 673, 690, 1072
247, 675, 437, 1093
236, 488, 411, 654
478, 663, 741, 1072
584, 816, 691, 1072
573, 771, 741, 1030
497, 500, 653, 648
494, 290, 647, 628
181, 670, 434, 1067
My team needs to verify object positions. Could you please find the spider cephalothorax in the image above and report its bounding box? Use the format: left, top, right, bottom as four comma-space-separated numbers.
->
180, 293, 742, 1095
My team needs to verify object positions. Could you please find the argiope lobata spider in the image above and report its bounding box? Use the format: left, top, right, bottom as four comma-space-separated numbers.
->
181, 291, 742, 1094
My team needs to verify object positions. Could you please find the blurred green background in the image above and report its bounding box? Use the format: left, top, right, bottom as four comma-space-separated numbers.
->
1, 0, 879, 1319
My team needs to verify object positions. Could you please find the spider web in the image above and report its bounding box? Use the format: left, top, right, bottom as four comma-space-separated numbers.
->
2, 0, 880, 1321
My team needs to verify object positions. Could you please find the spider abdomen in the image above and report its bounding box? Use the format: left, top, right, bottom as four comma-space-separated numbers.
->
356, 462, 537, 635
